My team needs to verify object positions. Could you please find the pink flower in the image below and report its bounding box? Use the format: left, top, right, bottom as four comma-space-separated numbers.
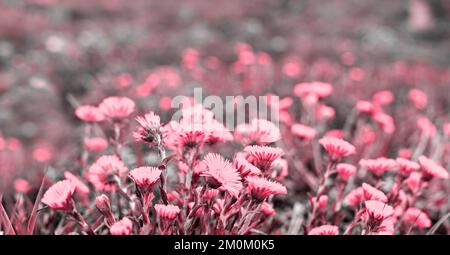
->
294, 82, 333, 99
87, 155, 129, 191
364, 200, 394, 222
419, 155, 449, 179
324, 129, 345, 139
362, 183, 388, 202
316, 104, 336, 122
396, 157, 420, 176
154, 204, 181, 220
408, 89, 427, 109
235, 119, 281, 145
129, 167, 162, 191
359, 157, 397, 175
356, 100, 375, 114
308, 225, 339, 235
110, 217, 133, 235
244, 145, 284, 173
41, 180, 76, 211
64, 171, 90, 195
372, 111, 395, 134
344, 187, 364, 207
291, 124, 317, 140
14, 179, 31, 193
75, 105, 105, 122
417, 116, 436, 138
246, 176, 287, 202
133, 112, 162, 145
404, 208, 432, 229
443, 123, 450, 137
260, 202, 276, 216
373, 90, 394, 106
234, 153, 262, 177
99, 96, 135, 120
336, 163, 357, 181
84, 137, 108, 152
202, 153, 243, 197
406, 172, 423, 192
318, 137, 356, 161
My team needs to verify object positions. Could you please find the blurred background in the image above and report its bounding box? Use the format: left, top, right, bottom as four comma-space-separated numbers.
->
0, 0, 449, 191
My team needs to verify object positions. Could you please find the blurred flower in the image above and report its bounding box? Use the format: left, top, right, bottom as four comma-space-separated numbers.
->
84, 137, 108, 152
404, 208, 431, 229
336, 163, 357, 181
359, 157, 397, 175
396, 158, 420, 176
362, 183, 388, 202
99, 97, 135, 120
75, 105, 105, 123
87, 155, 129, 191
318, 137, 356, 161
291, 124, 316, 140
419, 156, 449, 179
134, 112, 162, 146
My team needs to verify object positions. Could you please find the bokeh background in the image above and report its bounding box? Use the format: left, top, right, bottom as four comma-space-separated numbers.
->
1, 0, 449, 191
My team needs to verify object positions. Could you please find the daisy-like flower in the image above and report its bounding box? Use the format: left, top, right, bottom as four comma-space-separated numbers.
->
364, 200, 394, 222
235, 119, 281, 146
84, 137, 108, 152
99, 96, 135, 120
75, 105, 105, 123
318, 137, 356, 161
404, 208, 432, 229
396, 157, 420, 176
129, 167, 161, 204
362, 183, 388, 202
344, 187, 364, 207
336, 163, 357, 181
359, 157, 397, 175
308, 225, 339, 235
154, 204, 181, 220
41, 180, 76, 211
110, 217, 133, 235
294, 82, 333, 99
133, 112, 162, 146
291, 123, 317, 140
246, 176, 287, 202
162, 120, 206, 157
233, 153, 262, 177
64, 171, 90, 195
204, 120, 234, 145
244, 145, 284, 173
202, 153, 243, 197
419, 155, 449, 179
87, 155, 129, 191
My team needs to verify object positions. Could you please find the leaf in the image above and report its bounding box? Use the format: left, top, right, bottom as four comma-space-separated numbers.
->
0, 193, 16, 235
27, 173, 47, 235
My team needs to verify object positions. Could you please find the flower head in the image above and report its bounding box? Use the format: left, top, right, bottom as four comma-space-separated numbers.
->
99, 97, 135, 120
110, 217, 133, 235
235, 119, 281, 146
318, 137, 356, 161
233, 153, 262, 177
154, 204, 180, 220
419, 156, 449, 179
64, 171, 90, 195
129, 167, 162, 192
308, 225, 339, 235
344, 187, 364, 207
134, 112, 162, 146
408, 89, 428, 110
359, 157, 397, 175
404, 208, 431, 229
362, 183, 388, 202
246, 176, 287, 202
244, 145, 284, 173
41, 180, 76, 211
202, 153, 243, 197
364, 200, 394, 222
396, 157, 420, 176
84, 137, 108, 152
291, 124, 317, 140
294, 82, 333, 99
87, 155, 129, 191
75, 105, 105, 122
336, 163, 357, 181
